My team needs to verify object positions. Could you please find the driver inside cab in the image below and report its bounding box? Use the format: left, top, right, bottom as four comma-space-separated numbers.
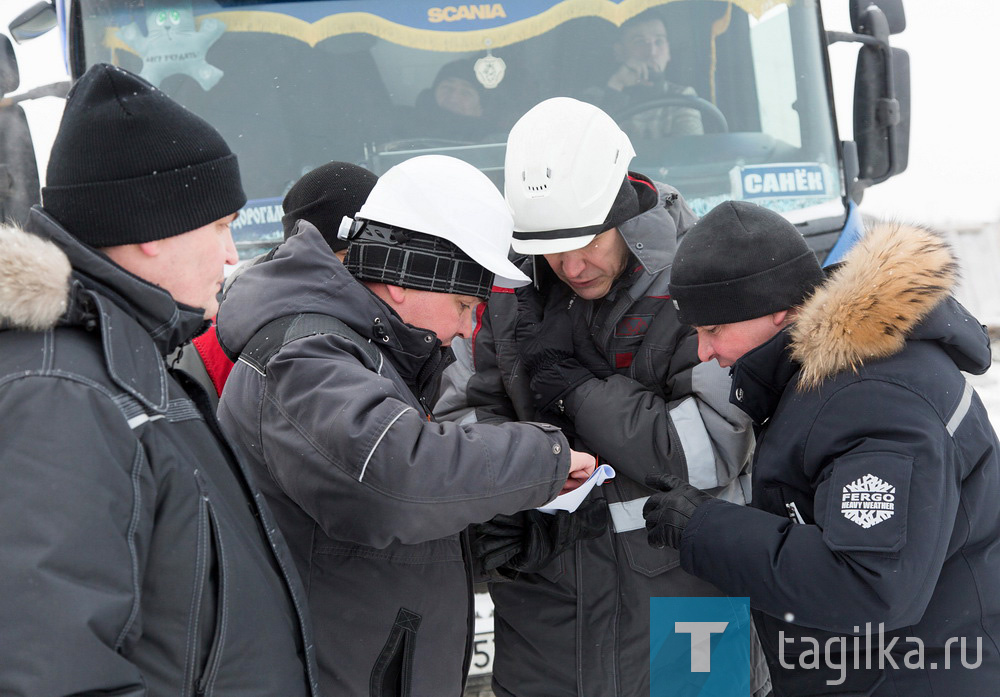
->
583, 12, 705, 139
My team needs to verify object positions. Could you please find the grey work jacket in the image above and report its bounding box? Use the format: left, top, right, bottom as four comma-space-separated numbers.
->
216, 225, 571, 697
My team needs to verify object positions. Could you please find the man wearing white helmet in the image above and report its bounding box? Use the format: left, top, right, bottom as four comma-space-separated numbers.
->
442, 99, 770, 696
214, 155, 597, 696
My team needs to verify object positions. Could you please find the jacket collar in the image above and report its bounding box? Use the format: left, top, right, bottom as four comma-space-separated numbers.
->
4, 207, 208, 413
615, 174, 697, 277
359, 283, 451, 402
729, 330, 799, 425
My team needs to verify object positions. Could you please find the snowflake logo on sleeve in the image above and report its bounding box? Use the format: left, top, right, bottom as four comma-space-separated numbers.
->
841, 474, 896, 528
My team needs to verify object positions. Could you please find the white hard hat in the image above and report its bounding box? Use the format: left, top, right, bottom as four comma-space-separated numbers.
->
350, 155, 529, 290
505, 97, 636, 255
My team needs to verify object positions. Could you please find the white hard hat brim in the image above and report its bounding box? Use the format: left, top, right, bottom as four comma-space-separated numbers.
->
485, 257, 531, 288
510, 233, 597, 256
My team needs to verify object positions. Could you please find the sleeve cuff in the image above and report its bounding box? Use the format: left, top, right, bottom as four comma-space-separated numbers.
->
562, 372, 601, 418
524, 421, 573, 500
680, 497, 728, 574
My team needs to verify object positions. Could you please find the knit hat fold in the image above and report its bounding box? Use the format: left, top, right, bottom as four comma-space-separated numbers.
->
42, 63, 245, 247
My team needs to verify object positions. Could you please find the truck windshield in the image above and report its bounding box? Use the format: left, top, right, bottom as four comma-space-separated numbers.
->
76, 0, 843, 258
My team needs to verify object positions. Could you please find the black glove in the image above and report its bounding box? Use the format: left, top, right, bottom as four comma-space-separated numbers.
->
514, 286, 602, 414
642, 474, 713, 550
514, 284, 573, 371
473, 498, 609, 577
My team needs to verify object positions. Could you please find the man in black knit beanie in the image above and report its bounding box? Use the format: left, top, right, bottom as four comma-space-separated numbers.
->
667, 199, 826, 360
645, 200, 1000, 697
0, 63, 320, 696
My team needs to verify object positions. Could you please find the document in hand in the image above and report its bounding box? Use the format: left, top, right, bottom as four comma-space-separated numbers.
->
537, 464, 616, 514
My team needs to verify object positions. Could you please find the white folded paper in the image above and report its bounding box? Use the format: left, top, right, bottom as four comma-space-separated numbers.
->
537, 464, 616, 514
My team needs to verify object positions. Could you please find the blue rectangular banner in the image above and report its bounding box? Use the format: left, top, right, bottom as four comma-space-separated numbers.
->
650, 597, 755, 696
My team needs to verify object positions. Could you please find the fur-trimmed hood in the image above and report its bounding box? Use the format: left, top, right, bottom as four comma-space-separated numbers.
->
0, 223, 72, 330
789, 221, 979, 388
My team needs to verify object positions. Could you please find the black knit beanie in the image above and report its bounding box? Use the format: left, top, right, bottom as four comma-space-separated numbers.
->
669, 201, 825, 326
42, 63, 245, 247
281, 162, 378, 252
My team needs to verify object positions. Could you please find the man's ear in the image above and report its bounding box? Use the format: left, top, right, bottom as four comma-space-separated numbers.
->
773, 309, 792, 327
386, 284, 407, 304
137, 240, 162, 258
101, 240, 160, 270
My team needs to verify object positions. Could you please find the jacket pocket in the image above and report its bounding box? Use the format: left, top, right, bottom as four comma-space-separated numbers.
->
619, 525, 681, 576
607, 479, 680, 576
821, 452, 911, 555
757, 482, 813, 525
370, 608, 422, 697
534, 550, 566, 584
189, 471, 229, 697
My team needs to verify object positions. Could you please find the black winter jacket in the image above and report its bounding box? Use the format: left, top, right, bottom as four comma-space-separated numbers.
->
0, 210, 319, 697
215, 225, 571, 697
681, 222, 1000, 696
439, 177, 769, 697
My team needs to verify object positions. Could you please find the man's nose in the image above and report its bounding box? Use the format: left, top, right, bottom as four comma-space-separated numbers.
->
696, 334, 714, 363
561, 253, 586, 278
223, 229, 239, 266
445, 321, 472, 347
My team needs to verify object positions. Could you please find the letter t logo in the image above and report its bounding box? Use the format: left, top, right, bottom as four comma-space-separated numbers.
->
674, 621, 729, 672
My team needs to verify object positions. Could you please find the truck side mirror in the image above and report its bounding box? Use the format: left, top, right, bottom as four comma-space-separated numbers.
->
0, 35, 19, 96
8, 1, 58, 44
850, 0, 906, 35
853, 44, 910, 184
828, 0, 910, 191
